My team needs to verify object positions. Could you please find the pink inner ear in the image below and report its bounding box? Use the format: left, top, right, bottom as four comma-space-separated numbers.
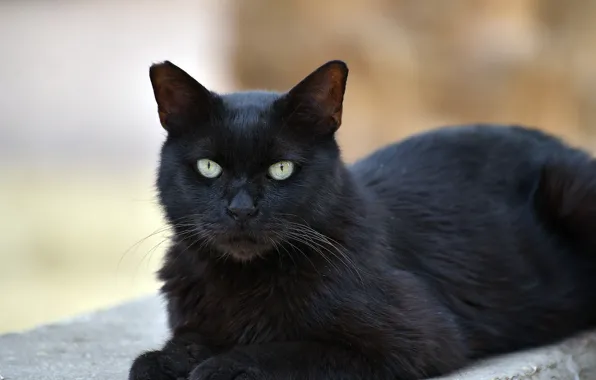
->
284, 61, 348, 133
154, 81, 185, 126
310, 67, 344, 99
155, 85, 179, 125
312, 68, 346, 125
160, 83, 193, 113
150, 62, 214, 129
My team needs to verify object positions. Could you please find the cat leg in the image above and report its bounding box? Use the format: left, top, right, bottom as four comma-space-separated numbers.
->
129, 332, 213, 380
188, 341, 447, 380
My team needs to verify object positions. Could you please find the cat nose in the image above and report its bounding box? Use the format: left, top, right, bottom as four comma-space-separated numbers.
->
227, 205, 258, 221
226, 190, 258, 221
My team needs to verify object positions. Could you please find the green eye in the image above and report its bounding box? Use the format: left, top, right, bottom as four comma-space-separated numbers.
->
197, 159, 222, 178
268, 160, 295, 180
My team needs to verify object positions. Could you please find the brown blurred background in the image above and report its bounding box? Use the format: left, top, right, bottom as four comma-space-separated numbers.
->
1, 0, 596, 333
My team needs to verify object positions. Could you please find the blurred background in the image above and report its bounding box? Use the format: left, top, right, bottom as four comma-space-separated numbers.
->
2, 0, 596, 333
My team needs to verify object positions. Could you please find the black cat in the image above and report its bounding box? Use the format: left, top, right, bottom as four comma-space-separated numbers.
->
129, 60, 596, 380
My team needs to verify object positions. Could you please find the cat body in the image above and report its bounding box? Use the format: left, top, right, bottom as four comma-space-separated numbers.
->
129, 61, 596, 380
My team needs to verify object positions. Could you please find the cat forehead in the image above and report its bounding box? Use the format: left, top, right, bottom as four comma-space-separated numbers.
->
218, 91, 283, 135
194, 91, 292, 159
221, 90, 281, 108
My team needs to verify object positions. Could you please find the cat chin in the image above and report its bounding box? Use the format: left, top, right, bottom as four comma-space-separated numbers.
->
214, 240, 272, 262
225, 250, 265, 262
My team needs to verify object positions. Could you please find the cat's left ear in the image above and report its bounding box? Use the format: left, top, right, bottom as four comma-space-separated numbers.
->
282, 60, 349, 136
149, 61, 216, 134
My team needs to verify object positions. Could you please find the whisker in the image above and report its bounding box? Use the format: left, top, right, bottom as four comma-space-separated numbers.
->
118, 224, 174, 270
275, 233, 322, 276
282, 230, 343, 274
271, 216, 365, 284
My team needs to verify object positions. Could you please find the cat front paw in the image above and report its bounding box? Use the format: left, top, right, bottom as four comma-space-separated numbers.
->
189, 356, 266, 380
129, 350, 189, 380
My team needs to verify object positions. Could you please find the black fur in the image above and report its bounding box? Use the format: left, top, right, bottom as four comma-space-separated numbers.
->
129, 60, 596, 380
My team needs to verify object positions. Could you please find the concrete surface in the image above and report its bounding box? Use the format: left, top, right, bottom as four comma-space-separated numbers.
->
1, 295, 596, 380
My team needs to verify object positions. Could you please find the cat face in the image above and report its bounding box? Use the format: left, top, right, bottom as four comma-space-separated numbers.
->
150, 61, 349, 261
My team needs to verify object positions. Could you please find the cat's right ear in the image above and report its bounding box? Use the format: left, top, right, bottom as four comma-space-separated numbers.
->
149, 61, 215, 134
281, 60, 349, 137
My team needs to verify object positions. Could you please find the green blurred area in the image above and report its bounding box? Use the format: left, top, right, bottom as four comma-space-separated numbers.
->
0, 169, 164, 332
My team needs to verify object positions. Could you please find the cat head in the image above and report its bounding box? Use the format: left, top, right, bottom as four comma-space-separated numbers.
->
150, 60, 349, 262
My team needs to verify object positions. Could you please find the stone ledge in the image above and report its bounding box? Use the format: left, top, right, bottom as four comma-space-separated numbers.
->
1, 295, 595, 380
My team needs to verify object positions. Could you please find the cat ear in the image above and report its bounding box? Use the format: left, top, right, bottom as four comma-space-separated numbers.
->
149, 61, 215, 133
283, 60, 349, 135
